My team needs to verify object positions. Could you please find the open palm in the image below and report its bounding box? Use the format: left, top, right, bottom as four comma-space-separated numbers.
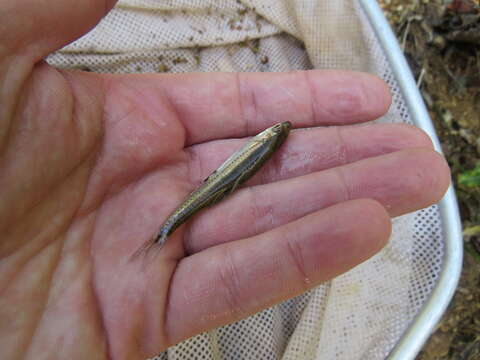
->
0, 1, 450, 359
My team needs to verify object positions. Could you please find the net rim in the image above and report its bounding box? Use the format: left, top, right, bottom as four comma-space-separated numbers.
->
358, 1, 463, 359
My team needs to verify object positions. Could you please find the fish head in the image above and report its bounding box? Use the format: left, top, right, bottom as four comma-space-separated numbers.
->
258, 121, 291, 151
254, 121, 291, 147
271, 121, 291, 145
270, 121, 292, 135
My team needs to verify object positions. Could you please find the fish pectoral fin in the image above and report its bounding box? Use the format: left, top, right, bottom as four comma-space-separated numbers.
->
228, 153, 265, 195
209, 174, 245, 206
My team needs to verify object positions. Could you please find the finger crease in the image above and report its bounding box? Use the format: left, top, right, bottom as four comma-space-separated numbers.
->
235, 73, 249, 135
335, 126, 349, 165
334, 166, 352, 202
302, 71, 319, 127
185, 147, 203, 186
247, 186, 263, 236
285, 233, 310, 292
235, 73, 258, 136
219, 247, 245, 318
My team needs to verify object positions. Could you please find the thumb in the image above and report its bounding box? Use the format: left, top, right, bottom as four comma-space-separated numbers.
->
0, 0, 117, 61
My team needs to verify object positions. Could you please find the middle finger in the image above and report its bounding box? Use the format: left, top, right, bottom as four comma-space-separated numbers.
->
184, 148, 449, 253
185, 123, 433, 187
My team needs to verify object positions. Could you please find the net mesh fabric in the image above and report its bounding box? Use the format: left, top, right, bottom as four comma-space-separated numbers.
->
47, 1, 445, 358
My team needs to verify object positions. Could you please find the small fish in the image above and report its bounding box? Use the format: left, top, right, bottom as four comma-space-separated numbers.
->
132, 121, 292, 259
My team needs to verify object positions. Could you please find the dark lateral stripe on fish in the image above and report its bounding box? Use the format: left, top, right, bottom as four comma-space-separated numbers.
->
131, 121, 292, 260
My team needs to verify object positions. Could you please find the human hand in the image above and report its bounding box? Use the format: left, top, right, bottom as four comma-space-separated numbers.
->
0, 1, 451, 359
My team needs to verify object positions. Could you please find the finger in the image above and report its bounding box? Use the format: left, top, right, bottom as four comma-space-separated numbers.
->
0, 0, 117, 60
185, 148, 450, 253
165, 199, 391, 345
186, 123, 433, 186
153, 70, 391, 145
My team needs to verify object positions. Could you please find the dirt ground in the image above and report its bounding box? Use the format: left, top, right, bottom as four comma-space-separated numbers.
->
379, 0, 480, 359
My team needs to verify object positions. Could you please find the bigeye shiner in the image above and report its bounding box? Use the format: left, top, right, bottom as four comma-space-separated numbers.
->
132, 121, 292, 259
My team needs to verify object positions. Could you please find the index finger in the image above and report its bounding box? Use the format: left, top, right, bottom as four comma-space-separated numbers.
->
0, 0, 117, 61
158, 69, 391, 145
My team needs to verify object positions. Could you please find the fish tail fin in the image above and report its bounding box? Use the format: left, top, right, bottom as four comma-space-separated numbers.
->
129, 232, 167, 265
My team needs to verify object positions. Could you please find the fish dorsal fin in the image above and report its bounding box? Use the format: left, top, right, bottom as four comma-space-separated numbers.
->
203, 169, 218, 183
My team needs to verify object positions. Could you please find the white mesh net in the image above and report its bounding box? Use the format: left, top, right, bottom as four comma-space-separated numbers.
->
47, 1, 445, 359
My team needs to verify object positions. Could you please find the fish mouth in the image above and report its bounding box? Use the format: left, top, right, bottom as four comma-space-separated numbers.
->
282, 121, 292, 131
270, 121, 292, 135
272, 121, 291, 148
279, 121, 292, 136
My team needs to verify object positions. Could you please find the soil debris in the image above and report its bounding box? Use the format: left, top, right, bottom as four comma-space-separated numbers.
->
379, 0, 480, 359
